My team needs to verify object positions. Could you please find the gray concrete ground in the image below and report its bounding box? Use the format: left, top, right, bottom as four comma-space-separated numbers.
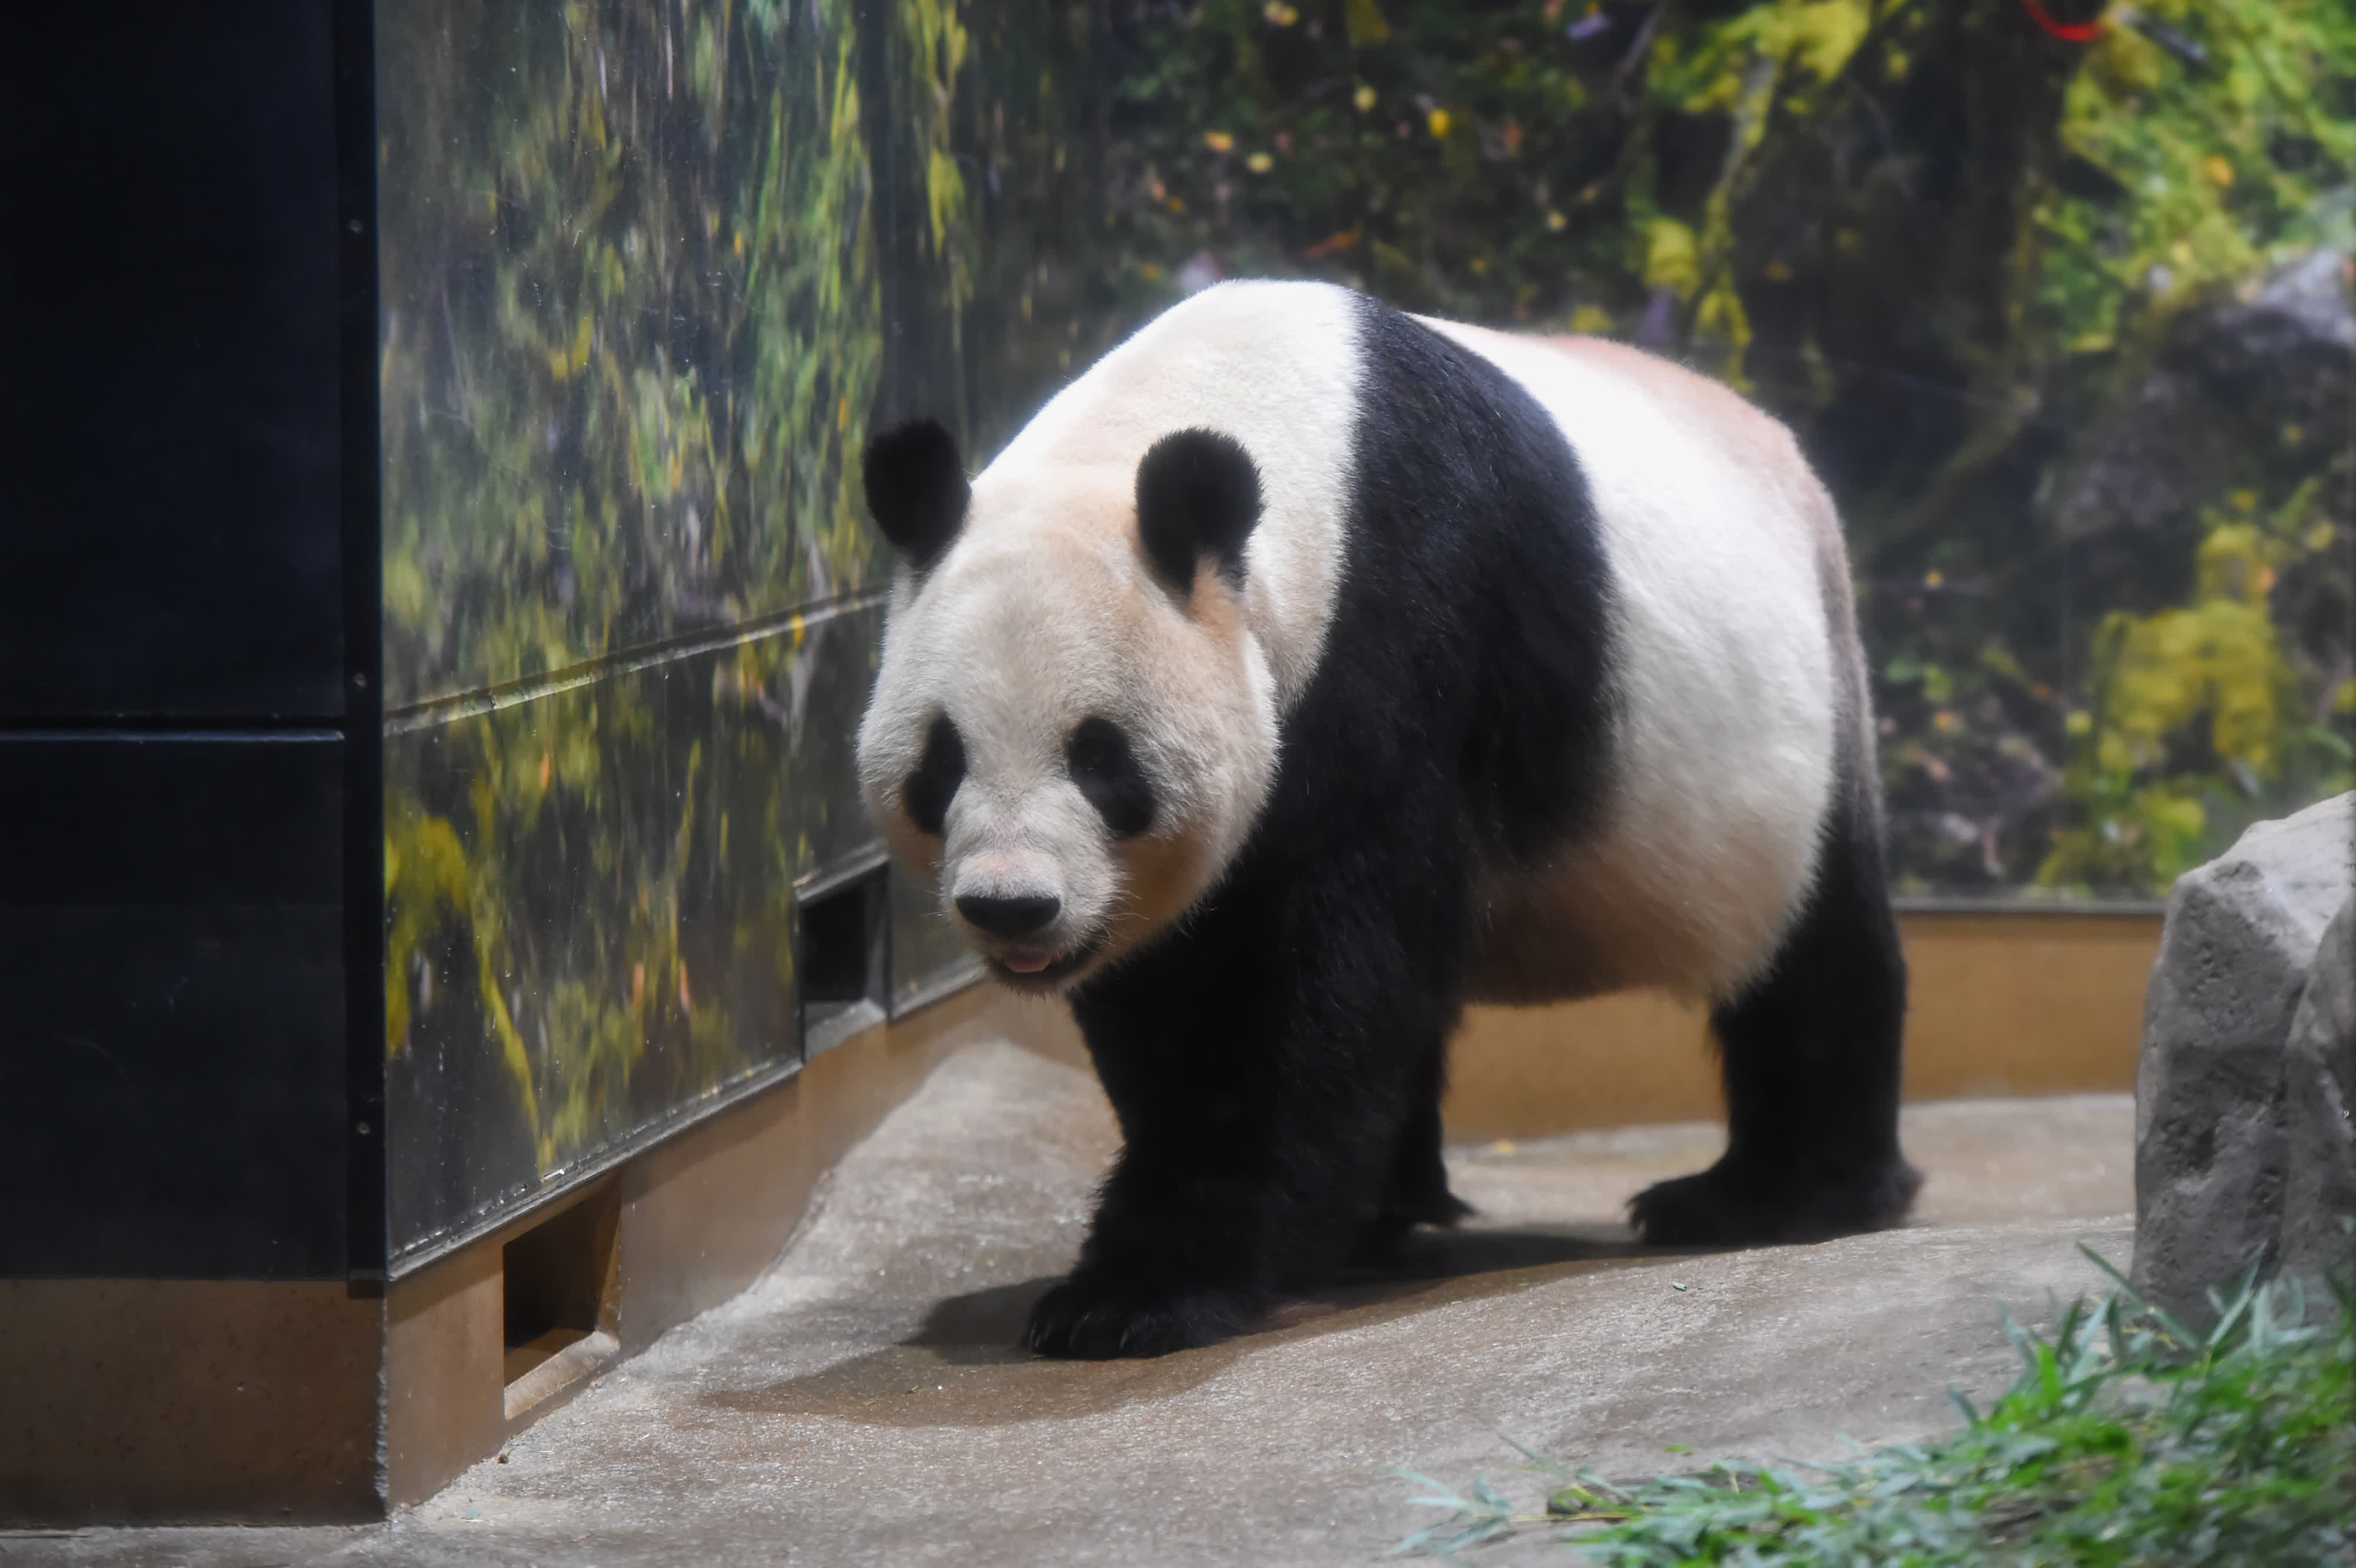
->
5, 1041, 2135, 1568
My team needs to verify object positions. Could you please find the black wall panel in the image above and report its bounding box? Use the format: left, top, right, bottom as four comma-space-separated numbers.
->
0, 5, 342, 719
0, 8, 360, 1281
0, 736, 347, 1277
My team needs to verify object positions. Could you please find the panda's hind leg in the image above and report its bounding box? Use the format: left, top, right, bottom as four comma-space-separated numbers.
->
1384, 1050, 1474, 1228
1347, 1041, 1472, 1269
1628, 791, 1920, 1246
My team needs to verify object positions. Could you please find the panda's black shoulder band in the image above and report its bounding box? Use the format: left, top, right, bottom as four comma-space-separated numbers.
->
863, 418, 969, 574
1136, 428, 1262, 593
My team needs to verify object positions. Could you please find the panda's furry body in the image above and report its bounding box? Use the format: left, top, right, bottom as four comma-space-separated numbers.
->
857, 281, 1917, 1359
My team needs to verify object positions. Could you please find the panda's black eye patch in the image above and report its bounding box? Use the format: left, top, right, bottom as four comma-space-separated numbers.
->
1067, 716, 1155, 838
904, 715, 965, 837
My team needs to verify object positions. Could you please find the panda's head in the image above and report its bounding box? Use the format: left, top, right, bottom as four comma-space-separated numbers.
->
855, 418, 1282, 994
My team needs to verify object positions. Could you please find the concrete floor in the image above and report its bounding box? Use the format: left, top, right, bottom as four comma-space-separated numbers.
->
5, 1040, 2135, 1568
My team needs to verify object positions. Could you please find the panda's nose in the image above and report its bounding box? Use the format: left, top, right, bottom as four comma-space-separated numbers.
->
956, 892, 1061, 939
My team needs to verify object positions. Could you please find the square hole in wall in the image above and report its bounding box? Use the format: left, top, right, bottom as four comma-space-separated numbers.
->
502, 1185, 618, 1421
797, 859, 889, 1060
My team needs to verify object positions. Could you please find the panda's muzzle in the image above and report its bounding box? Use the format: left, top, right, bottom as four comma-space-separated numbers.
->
955, 892, 1101, 987
982, 932, 1101, 988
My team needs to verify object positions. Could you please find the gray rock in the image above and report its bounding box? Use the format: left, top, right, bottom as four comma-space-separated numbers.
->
2133, 793, 2352, 1322
2279, 894, 2356, 1294
2205, 246, 2356, 412
2201, 247, 2356, 431
2051, 247, 2351, 588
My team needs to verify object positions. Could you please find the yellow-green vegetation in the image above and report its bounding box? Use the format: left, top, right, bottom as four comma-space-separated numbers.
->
383, 806, 539, 1136
380, 601, 881, 1234
2039, 0, 2356, 353
1401, 1255, 2355, 1566
2041, 510, 2348, 890
379, 0, 886, 707
1639, 0, 1872, 385
899, 0, 976, 324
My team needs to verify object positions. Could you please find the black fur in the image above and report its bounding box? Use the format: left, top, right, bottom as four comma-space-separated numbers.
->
1626, 812, 1918, 1243
863, 418, 969, 573
1027, 296, 1621, 1359
1067, 716, 1156, 838
904, 714, 964, 837
956, 892, 1060, 938
1134, 428, 1263, 592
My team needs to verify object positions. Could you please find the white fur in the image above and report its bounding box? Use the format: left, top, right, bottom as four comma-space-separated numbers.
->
859, 284, 1362, 984
1418, 320, 1839, 998
860, 526, 1279, 984
978, 282, 1362, 707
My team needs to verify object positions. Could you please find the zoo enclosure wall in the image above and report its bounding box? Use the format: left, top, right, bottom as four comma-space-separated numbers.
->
1, 0, 2344, 1529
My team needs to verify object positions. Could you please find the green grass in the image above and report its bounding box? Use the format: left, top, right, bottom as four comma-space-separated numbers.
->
1395, 1249, 2354, 1566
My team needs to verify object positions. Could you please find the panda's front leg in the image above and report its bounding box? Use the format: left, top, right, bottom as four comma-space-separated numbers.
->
1020, 1146, 1299, 1359
1031, 892, 1454, 1359
1021, 1084, 1412, 1359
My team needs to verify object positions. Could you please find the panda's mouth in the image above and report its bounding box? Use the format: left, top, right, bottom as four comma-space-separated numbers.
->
985, 931, 1103, 988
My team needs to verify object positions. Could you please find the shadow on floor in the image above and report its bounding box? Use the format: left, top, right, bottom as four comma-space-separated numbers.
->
703, 1223, 1701, 1428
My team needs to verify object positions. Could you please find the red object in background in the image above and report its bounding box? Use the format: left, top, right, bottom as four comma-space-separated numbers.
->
2021, 0, 2106, 42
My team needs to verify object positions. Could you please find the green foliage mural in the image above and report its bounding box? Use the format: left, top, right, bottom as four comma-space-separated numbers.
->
382, 606, 877, 1240
379, 0, 886, 707
376, 0, 932, 1255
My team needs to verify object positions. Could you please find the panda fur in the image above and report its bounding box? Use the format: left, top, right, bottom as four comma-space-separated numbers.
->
857, 280, 1917, 1360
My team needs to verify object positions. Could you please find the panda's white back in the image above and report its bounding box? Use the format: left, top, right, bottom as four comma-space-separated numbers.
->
1420, 320, 1844, 1002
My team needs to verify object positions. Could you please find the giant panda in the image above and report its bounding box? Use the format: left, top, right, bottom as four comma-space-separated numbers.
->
856, 280, 1917, 1360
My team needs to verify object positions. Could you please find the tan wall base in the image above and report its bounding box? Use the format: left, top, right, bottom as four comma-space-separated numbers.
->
0, 1280, 381, 1526
1442, 909, 2163, 1141
382, 984, 1083, 1507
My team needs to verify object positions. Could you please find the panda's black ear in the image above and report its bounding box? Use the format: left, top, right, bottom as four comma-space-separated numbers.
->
1135, 428, 1262, 594
863, 418, 969, 573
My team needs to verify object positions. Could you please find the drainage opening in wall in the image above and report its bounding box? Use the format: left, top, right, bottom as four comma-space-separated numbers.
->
798, 858, 890, 1060
502, 1185, 620, 1423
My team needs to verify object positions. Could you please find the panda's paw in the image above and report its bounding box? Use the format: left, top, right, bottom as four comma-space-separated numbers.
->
1022, 1276, 1275, 1359
1343, 1193, 1476, 1271
1629, 1157, 1921, 1248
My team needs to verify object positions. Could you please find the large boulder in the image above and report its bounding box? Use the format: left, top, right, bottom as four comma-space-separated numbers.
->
2132, 792, 2353, 1322
2054, 247, 2355, 553
2278, 895, 2355, 1288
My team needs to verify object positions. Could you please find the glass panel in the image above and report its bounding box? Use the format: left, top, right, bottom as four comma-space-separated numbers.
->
891, 864, 982, 1014
379, 0, 916, 1259
383, 598, 879, 1263
376, 2, 887, 712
